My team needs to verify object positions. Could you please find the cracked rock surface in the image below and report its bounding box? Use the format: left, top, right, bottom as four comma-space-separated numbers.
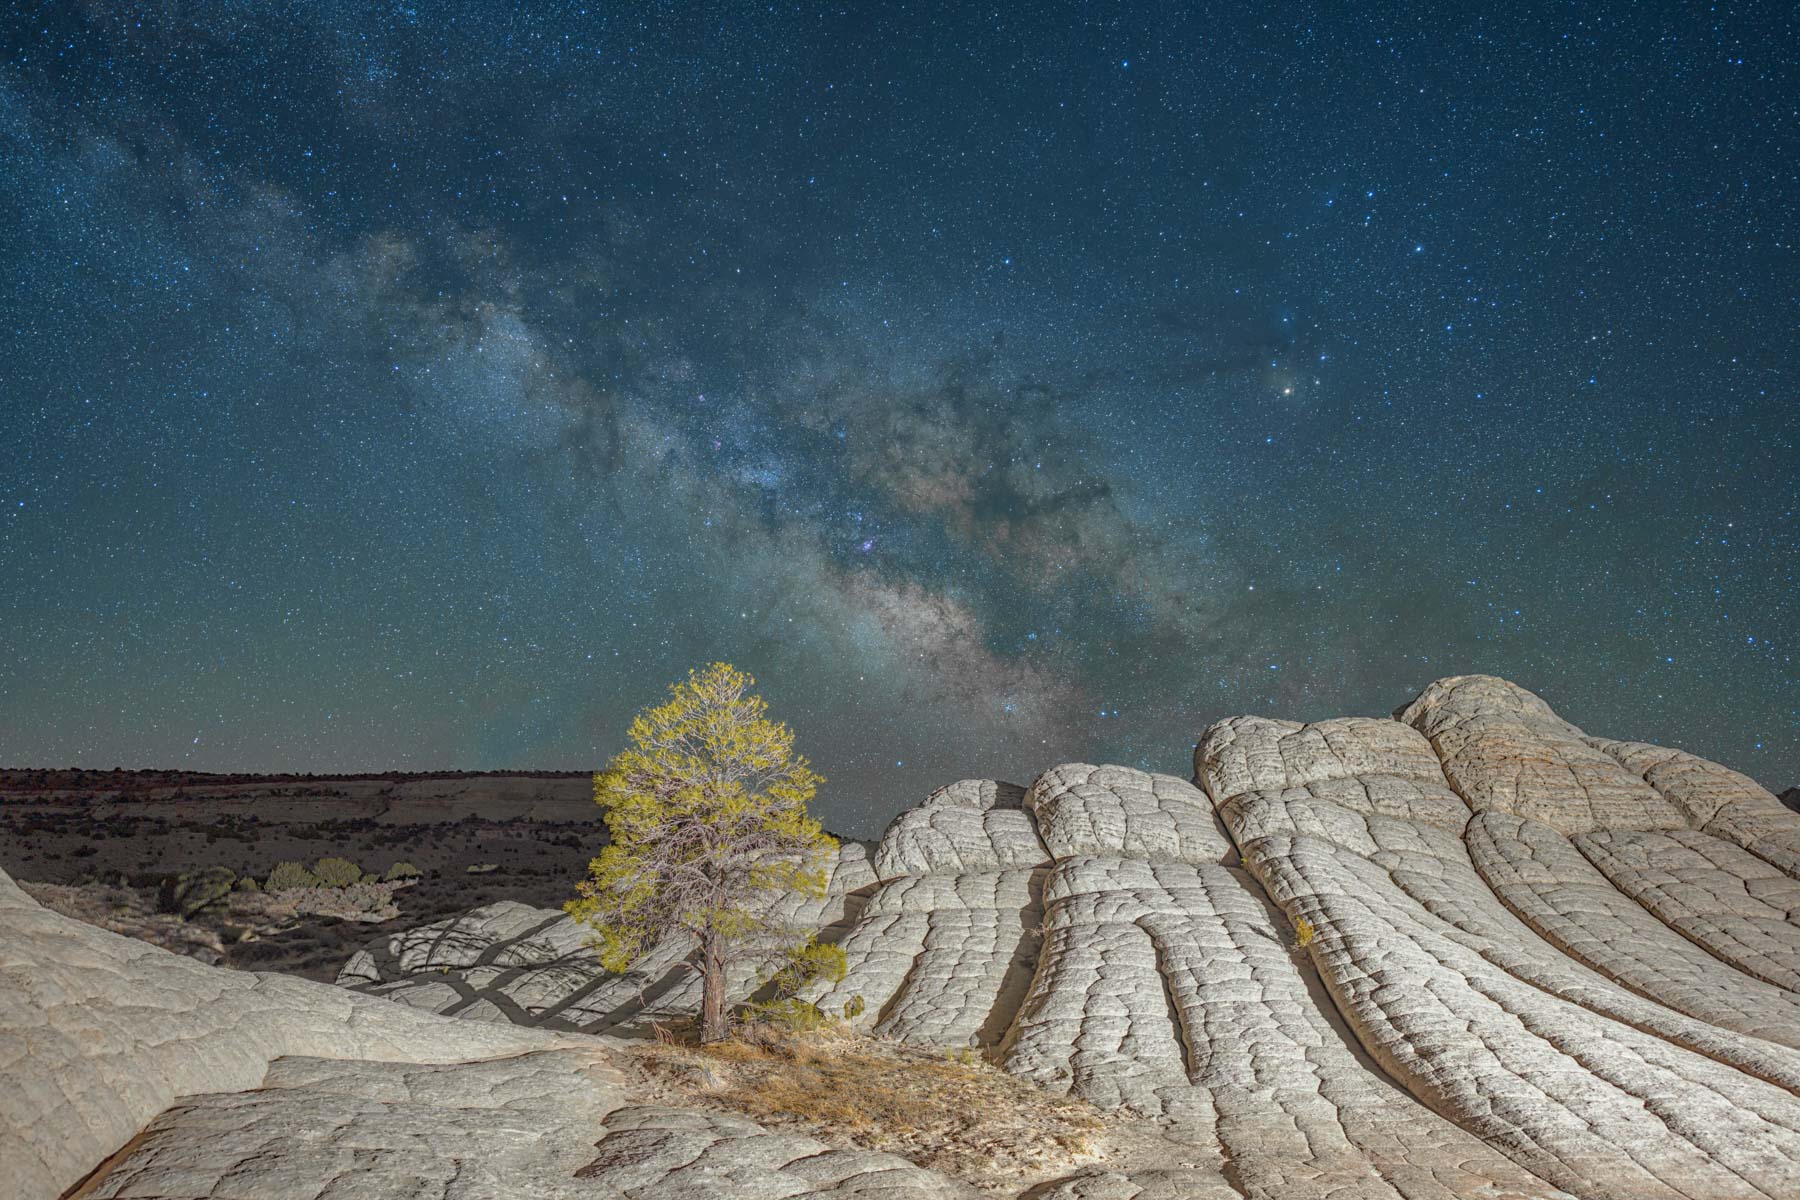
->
90, 1079, 967, 1200
0, 864, 966, 1200
336, 839, 878, 1035
10, 674, 1800, 1200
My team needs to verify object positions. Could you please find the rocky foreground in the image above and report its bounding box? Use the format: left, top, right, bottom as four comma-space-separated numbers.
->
5, 674, 1800, 1199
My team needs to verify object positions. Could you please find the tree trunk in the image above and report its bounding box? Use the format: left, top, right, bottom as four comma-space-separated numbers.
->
699, 928, 728, 1043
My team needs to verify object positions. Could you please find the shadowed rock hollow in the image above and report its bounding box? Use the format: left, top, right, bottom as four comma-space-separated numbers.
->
5, 675, 1798, 1199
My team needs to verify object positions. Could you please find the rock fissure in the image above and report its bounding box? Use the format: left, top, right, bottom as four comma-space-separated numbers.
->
8, 675, 1800, 1199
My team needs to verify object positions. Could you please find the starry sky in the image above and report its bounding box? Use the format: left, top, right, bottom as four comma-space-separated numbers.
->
2, 3, 1795, 834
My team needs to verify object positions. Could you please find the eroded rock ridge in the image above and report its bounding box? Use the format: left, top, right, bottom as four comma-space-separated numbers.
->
6, 675, 1798, 1199
346, 676, 1800, 1199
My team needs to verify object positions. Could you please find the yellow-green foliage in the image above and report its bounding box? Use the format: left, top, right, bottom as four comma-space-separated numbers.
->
383, 861, 423, 881
747, 937, 849, 1030
842, 994, 866, 1020
766, 938, 848, 997
265, 861, 319, 891
310, 856, 363, 888
1293, 916, 1317, 948
566, 662, 837, 975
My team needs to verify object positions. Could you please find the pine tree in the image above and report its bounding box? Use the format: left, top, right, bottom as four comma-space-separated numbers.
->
567, 662, 837, 1042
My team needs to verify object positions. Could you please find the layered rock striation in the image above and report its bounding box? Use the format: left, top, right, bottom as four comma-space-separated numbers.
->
338, 676, 1800, 1198
0, 861, 964, 1199
7, 674, 1798, 1199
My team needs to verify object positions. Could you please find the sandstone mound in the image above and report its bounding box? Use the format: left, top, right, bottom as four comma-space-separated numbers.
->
0, 864, 964, 1199
10, 674, 1799, 1200
1204, 683, 1800, 1199
340, 674, 1800, 1200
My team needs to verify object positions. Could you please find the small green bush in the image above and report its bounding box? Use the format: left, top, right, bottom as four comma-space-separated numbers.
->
233, 875, 260, 892
744, 938, 850, 1032
157, 867, 237, 919
265, 861, 319, 891
383, 861, 423, 881
765, 938, 848, 997
466, 862, 499, 874
310, 856, 363, 888
842, 994, 866, 1021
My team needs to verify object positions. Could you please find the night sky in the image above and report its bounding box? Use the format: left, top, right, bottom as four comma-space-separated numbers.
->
2, 3, 1795, 834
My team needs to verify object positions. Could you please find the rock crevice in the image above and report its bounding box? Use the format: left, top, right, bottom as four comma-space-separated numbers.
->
8, 674, 1799, 1200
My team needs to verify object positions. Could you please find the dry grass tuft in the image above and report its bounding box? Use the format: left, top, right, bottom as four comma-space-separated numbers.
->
629, 1027, 1111, 1194
696, 1037, 768, 1065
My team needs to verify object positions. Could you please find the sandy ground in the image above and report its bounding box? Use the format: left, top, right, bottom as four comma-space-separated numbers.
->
0, 769, 605, 979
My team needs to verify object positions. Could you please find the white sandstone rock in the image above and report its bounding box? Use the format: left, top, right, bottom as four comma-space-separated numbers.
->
19, 675, 1799, 1200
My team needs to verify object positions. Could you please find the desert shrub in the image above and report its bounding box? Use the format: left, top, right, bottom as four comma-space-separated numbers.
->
745, 938, 849, 1032
466, 862, 499, 874
842, 994, 866, 1020
156, 866, 237, 919
265, 860, 319, 891
1292, 916, 1318, 949
765, 938, 847, 998
310, 856, 363, 888
383, 861, 422, 881
233, 875, 260, 892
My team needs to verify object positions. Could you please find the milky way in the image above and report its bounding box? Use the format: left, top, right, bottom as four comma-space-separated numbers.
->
2, 4, 1795, 833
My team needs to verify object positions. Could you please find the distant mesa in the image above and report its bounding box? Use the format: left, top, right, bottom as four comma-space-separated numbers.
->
5, 674, 1800, 1200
